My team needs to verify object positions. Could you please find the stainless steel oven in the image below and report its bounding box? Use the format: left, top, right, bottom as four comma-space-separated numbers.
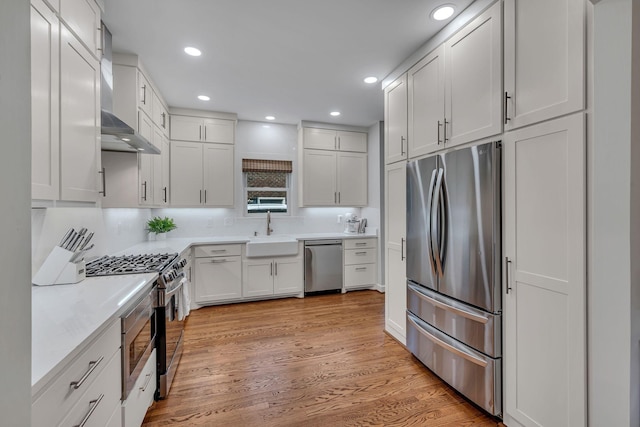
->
121, 285, 156, 400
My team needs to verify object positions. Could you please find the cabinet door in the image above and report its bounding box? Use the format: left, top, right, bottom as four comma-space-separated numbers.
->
151, 90, 169, 135
384, 161, 407, 344
504, 0, 584, 130
159, 136, 170, 205
302, 149, 337, 206
384, 74, 408, 165
243, 259, 274, 297
203, 143, 234, 207
171, 115, 203, 142
445, 2, 502, 148
138, 153, 153, 206
337, 152, 367, 206
337, 131, 366, 153
204, 118, 235, 144
170, 141, 203, 206
408, 45, 445, 158
195, 257, 242, 303
303, 128, 336, 150
138, 110, 154, 150
273, 257, 303, 295
59, 0, 100, 57
60, 26, 100, 202
31, 0, 60, 200
503, 113, 585, 427
137, 71, 152, 118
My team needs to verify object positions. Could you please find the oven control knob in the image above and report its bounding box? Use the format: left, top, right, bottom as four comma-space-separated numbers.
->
164, 270, 176, 282
178, 259, 187, 268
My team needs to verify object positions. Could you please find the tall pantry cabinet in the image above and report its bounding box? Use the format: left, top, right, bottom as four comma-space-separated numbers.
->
31, 0, 103, 203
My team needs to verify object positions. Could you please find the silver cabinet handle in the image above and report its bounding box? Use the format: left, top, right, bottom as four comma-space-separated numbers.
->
210, 249, 227, 253
199, 189, 202, 204
337, 136, 341, 150
69, 356, 104, 389
504, 92, 512, 125
141, 84, 147, 105
199, 125, 202, 140
270, 262, 273, 276
401, 238, 405, 261
162, 112, 166, 129
73, 394, 104, 427
407, 316, 488, 367
142, 181, 147, 201
334, 192, 337, 204
355, 242, 367, 246
163, 187, 167, 203
274, 262, 278, 275
443, 119, 449, 143
437, 121, 443, 145
204, 190, 207, 204
355, 251, 367, 255
338, 192, 341, 203
140, 372, 153, 392
210, 259, 229, 263
400, 136, 406, 155
355, 267, 367, 271
506, 257, 512, 294
98, 167, 106, 196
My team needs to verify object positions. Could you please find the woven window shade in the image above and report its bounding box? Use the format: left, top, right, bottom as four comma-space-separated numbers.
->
242, 159, 292, 173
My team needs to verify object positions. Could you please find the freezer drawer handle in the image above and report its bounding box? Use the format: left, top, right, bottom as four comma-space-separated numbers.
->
408, 316, 488, 368
409, 283, 488, 324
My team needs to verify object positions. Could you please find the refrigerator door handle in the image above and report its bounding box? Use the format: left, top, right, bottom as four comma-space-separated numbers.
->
425, 169, 438, 275
431, 168, 445, 276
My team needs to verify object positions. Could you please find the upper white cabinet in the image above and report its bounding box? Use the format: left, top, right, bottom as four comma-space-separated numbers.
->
152, 90, 169, 136
137, 70, 152, 118
444, 1, 502, 147
384, 74, 408, 165
171, 115, 235, 144
504, 0, 585, 130
408, 45, 445, 158
302, 127, 367, 153
59, 0, 101, 58
31, 0, 60, 200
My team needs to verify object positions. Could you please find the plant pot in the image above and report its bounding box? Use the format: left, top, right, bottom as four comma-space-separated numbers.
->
156, 233, 167, 241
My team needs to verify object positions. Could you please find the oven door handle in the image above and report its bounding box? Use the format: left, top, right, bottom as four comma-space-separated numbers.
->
164, 272, 186, 301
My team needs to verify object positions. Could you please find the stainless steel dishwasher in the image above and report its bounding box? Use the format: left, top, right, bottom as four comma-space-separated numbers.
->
304, 240, 343, 294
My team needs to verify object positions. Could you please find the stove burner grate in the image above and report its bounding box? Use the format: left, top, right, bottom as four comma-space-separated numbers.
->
86, 253, 178, 277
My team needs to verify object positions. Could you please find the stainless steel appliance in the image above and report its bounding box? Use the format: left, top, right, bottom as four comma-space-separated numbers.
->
406, 141, 502, 416
86, 252, 187, 400
304, 240, 343, 294
121, 286, 156, 400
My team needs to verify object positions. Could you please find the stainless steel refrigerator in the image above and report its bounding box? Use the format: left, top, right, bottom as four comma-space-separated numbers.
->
406, 141, 502, 417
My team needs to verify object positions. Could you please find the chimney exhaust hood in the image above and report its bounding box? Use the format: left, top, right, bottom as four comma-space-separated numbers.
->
100, 23, 160, 154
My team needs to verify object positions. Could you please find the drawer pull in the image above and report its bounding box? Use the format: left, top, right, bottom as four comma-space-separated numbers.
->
210, 249, 227, 253
69, 356, 104, 389
140, 372, 153, 392
211, 259, 229, 263
409, 283, 488, 324
355, 251, 367, 255
355, 242, 367, 246
355, 267, 367, 272
73, 393, 104, 427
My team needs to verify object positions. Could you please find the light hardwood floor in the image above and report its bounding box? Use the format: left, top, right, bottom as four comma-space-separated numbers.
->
143, 290, 504, 426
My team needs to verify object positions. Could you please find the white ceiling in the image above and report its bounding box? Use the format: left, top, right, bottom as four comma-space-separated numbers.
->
103, 0, 474, 127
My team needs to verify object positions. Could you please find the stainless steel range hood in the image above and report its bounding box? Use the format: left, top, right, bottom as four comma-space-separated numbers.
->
100, 23, 160, 154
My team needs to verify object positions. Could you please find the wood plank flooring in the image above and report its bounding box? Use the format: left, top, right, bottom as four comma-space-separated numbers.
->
143, 290, 504, 426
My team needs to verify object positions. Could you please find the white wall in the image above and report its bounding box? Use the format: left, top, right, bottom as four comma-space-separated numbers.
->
590, 0, 639, 424
0, 0, 31, 424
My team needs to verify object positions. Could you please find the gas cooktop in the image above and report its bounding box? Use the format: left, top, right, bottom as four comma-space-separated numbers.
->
85, 253, 178, 277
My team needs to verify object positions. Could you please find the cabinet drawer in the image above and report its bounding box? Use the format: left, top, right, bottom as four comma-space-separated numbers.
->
344, 248, 377, 265
194, 244, 242, 258
344, 238, 377, 250
344, 264, 377, 287
122, 349, 156, 427
58, 349, 121, 427
32, 319, 120, 427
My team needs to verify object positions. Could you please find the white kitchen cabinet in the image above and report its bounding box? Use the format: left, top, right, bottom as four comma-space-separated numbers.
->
503, 113, 586, 427
407, 45, 444, 158
32, 319, 121, 427
384, 74, 408, 165
444, 1, 502, 148
101, 151, 139, 207
139, 127, 169, 206
301, 149, 367, 207
343, 238, 378, 290
170, 141, 234, 207
384, 161, 406, 344
302, 127, 367, 153
152, 90, 169, 136
171, 115, 235, 144
504, 0, 585, 131
194, 244, 242, 304
59, 0, 101, 58
31, 0, 60, 200
138, 152, 153, 206
243, 253, 303, 298
59, 24, 101, 202
121, 349, 155, 427
137, 71, 152, 119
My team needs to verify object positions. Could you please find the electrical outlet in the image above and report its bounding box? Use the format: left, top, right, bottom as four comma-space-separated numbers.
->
224, 217, 233, 226
337, 215, 343, 224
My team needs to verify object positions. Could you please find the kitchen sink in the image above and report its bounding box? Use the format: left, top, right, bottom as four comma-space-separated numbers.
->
245, 235, 299, 258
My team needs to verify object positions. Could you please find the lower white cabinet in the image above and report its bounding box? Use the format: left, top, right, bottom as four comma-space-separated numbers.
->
343, 238, 378, 290
32, 319, 121, 427
121, 349, 156, 427
194, 244, 242, 304
243, 254, 303, 298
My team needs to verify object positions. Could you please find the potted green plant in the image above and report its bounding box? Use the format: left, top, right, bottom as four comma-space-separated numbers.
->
146, 216, 177, 241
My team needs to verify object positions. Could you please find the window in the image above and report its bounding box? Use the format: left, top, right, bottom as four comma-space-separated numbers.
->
243, 159, 292, 215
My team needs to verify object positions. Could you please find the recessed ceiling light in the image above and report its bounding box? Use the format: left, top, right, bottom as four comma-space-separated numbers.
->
330, 111, 341, 117
364, 76, 378, 84
184, 46, 202, 56
432, 5, 455, 21
265, 116, 275, 121
198, 95, 210, 101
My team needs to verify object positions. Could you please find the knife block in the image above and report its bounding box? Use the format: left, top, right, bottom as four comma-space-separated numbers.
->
33, 246, 86, 286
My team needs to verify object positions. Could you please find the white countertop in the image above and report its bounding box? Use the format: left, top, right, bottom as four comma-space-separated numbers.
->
31, 231, 377, 395
31, 273, 157, 396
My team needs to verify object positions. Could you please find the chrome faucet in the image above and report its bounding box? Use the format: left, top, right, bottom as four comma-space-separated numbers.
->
266, 210, 273, 236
